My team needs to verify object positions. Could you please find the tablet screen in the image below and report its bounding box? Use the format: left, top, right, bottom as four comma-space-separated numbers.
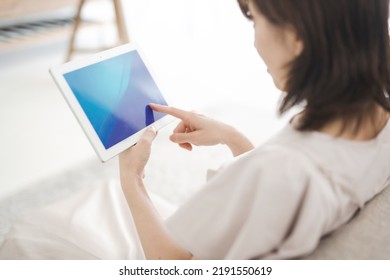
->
63, 50, 167, 149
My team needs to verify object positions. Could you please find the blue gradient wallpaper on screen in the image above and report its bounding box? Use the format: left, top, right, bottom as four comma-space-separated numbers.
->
63, 50, 167, 149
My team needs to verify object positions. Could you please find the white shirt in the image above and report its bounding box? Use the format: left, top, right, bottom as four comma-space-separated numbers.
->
166, 120, 390, 259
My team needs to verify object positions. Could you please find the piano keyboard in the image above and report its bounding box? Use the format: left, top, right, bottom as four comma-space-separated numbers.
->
0, 18, 74, 51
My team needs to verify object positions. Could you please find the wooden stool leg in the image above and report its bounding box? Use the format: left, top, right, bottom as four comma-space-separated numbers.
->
66, 0, 129, 61
66, 0, 86, 61
113, 0, 129, 44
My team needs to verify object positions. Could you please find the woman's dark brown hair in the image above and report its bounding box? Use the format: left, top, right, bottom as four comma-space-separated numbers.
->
238, 0, 390, 132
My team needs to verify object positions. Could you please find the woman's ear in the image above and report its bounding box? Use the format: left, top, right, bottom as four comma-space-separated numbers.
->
294, 38, 304, 56
285, 26, 304, 57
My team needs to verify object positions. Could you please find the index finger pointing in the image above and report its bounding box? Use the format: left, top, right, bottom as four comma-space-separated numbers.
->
149, 103, 190, 121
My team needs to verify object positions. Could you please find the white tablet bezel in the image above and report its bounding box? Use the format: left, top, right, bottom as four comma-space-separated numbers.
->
50, 43, 174, 162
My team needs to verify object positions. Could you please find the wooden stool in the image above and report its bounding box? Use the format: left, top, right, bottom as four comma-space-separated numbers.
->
66, 0, 129, 61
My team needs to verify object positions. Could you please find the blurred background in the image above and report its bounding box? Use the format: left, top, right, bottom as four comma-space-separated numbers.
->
0, 0, 286, 204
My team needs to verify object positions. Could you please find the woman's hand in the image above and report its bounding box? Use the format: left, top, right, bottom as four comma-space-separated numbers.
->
150, 103, 254, 156
119, 126, 157, 180
118, 126, 194, 260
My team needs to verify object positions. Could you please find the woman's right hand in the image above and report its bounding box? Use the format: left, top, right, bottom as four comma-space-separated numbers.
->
150, 103, 254, 156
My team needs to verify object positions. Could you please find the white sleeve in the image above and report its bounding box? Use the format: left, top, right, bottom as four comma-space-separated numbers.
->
166, 147, 336, 259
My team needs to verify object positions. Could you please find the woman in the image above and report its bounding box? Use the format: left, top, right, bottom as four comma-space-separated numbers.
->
119, 0, 390, 259
1, 0, 389, 260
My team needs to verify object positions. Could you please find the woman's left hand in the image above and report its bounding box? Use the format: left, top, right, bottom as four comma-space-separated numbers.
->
119, 126, 157, 180
118, 126, 194, 259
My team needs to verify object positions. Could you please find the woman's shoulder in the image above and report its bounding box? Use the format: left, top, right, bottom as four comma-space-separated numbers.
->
249, 119, 390, 205
260, 117, 390, 163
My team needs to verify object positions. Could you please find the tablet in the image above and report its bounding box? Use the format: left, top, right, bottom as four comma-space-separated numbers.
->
50, 43, 173, 162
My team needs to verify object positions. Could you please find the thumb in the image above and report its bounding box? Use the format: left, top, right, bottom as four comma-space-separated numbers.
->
139, 126, 157, 146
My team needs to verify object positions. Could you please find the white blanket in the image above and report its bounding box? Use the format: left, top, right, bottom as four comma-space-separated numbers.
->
0, 180, 176, 260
